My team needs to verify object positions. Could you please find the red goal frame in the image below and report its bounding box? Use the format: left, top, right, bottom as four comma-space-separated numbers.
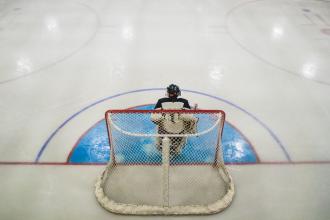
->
104, 109, 226, 165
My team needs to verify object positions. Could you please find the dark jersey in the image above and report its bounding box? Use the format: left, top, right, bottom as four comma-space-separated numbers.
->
154, 97, 191, 109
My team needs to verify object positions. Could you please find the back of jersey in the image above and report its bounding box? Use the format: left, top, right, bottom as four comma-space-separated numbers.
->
161, 102, 184, 109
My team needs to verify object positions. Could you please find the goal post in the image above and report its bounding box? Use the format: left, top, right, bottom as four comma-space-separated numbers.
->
95, 109, 235, 215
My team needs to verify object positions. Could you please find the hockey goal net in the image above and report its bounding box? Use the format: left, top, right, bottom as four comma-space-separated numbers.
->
95, 109, 234, 215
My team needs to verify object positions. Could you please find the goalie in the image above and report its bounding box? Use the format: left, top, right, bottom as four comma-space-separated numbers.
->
152, 84, 198, 155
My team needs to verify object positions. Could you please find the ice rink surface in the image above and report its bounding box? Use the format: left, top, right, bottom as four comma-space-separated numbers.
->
0, 0, 330, 219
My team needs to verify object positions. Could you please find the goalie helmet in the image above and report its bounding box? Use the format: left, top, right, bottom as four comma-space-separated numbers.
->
167, 84, 181, 97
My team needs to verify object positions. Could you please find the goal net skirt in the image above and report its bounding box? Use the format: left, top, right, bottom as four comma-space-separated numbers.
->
95, 109, 235, 215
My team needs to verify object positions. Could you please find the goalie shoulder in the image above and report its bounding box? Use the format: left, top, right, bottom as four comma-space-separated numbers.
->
154, 97, 191, 109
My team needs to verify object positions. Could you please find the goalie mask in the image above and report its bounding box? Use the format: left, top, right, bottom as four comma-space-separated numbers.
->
167, 84, 181, 97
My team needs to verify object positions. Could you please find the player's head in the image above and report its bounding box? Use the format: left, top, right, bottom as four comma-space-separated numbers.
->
167, 84, 181, 97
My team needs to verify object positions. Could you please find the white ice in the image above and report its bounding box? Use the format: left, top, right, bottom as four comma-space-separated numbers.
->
0, 0, 330, 219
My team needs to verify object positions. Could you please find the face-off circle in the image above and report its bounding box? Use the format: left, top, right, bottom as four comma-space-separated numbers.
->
227, 0, 330, 85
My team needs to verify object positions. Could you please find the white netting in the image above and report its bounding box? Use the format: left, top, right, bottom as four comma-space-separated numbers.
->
95, 109, 234, 215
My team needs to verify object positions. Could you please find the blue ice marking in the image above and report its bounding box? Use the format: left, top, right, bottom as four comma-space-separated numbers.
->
69, 105, 258, 164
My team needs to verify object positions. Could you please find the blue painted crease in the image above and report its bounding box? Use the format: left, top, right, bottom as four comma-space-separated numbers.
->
69, 105, 257, 164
